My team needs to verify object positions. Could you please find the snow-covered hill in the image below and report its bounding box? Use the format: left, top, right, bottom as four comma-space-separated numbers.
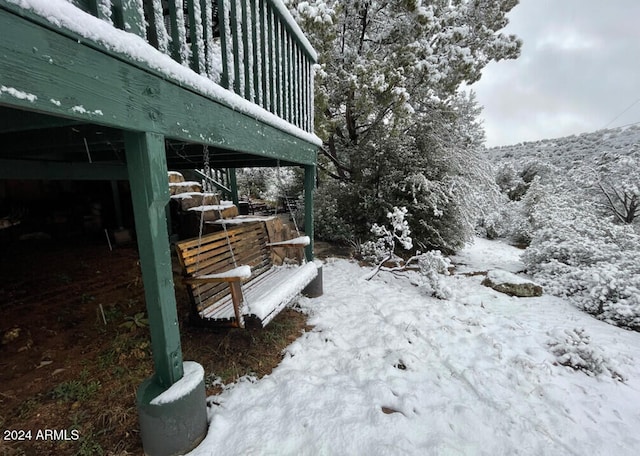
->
479, 124, 640, 332
486, 124, 640, 168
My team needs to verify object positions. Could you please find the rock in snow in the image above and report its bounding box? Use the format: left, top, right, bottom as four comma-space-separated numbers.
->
481, 269, 543, 297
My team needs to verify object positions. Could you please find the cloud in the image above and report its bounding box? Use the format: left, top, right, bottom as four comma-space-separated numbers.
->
472, 0, 640, 147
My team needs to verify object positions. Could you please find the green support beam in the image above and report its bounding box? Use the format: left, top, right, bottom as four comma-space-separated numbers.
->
124, 131, 183, 388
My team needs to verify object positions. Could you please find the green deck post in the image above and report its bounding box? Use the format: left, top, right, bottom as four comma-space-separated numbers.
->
229, 168, 239, 206
124, 131, 184, 387
303, 164, 315, 261
302, 163, 322, 298
126, 132, 207, 455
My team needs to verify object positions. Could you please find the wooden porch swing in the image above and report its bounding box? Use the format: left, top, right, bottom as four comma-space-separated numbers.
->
175, 150, 318, 328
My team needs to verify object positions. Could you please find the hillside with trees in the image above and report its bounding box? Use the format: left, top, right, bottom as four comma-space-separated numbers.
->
482, 126, 640, 330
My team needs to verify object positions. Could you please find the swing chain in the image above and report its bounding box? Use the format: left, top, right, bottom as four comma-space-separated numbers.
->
202, 144, 211, 193
276, 160, 300, 236
195, 145, 210, 275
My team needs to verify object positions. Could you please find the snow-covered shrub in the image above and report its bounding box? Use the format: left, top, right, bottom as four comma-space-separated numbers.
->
361, 208, 451, 298
360, 206, 412, 263
408, 250, 452, 299
522, 183, 640, 330
567, 256, 640, 329
495, 163, 528, 201
485, 130, 640, 329
592, 151, 640, 225
547, 328, 625, 381
480, 198, 533, 245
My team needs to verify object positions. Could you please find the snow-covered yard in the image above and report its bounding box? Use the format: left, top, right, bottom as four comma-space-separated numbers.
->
188, 238, 640, 455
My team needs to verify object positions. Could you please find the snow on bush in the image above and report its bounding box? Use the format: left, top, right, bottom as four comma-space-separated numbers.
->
361, 207, 451, 298
547, 328, 626, 382
522, 182, 640, 330
407, 250, 452, 299
485, 134, 640, 331
361, 206, 413, 263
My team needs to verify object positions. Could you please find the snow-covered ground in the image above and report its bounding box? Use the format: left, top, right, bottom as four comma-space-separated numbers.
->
188, 238, 640, 455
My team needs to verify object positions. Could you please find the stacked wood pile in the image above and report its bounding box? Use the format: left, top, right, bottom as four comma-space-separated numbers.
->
168, 172, 238, 239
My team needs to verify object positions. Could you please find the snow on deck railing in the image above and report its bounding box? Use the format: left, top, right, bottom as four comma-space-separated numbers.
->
64, 0, 316, 135
218, 0, 317, 133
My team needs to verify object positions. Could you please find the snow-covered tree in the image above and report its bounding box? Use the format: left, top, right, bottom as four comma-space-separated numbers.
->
289, 0, 521, 251
592, 150, 640, 224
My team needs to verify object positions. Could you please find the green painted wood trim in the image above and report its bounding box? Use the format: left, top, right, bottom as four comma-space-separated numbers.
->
303, 164, 315, 261
274, 17, 282, 117
266, 8, 275, 114
250, 0, 260, 105
201, 0, 213, 77
0, 9, 318, 165
288, 36, 294, 126
87, 0, 112, 22
258, 0, 268, 108
308, 59, 315, 133
124, 131, 184, 388
305, 60, 312, 132
282, 26, 289, 121
0, 158, 128, 180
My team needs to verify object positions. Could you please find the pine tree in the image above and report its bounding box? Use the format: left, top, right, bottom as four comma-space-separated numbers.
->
289, 0, 522, 251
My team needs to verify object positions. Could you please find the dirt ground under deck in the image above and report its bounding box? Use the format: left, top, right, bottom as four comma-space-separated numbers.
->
0, 235, 349, 455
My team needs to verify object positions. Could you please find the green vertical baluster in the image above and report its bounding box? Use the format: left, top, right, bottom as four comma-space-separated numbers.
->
186, 0, 201, 73
87, 0, 112, 22
230, 0, 242, 95
167, 0, 183, 63
258, 0, 267, 109
267, 6, 275, 114
217, 0, 230, 89
251, 0, 261, 106
240, 0, 251, 100
200, 0, 212, 76
273, 15, 281, 117
280, 25, 286, 119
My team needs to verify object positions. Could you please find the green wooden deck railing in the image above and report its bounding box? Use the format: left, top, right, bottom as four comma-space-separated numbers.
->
69, 0, 316, 135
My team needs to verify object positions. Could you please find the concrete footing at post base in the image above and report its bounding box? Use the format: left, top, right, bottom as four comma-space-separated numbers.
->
137, 362, 208, 456
303, 263, 323, 298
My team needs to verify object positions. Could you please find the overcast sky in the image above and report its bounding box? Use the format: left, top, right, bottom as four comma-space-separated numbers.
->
471, 0, 640, 147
